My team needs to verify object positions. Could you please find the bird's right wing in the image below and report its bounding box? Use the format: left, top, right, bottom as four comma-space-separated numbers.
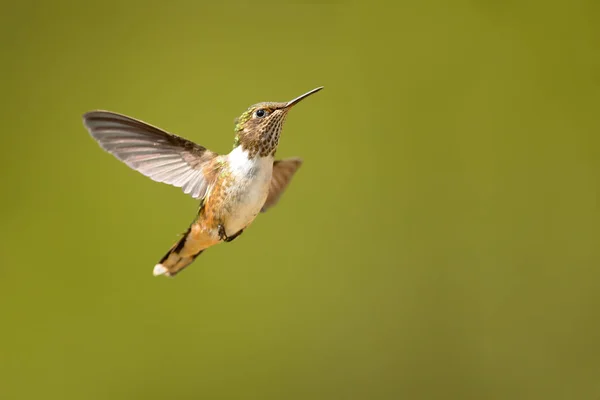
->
83, 110, 219, 200
261, 158, 303, 212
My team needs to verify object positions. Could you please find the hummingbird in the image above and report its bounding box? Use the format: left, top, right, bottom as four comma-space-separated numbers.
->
83, 86, 323, 277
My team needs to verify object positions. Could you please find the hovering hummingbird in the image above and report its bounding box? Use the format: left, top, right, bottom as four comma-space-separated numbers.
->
83, 86, 323, 277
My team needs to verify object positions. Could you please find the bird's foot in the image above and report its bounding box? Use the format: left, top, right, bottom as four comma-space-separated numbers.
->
218, 224, 228, 241
218, 224, 243, 243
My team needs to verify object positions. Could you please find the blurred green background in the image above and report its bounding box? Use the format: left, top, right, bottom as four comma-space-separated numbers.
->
1, 1, 599, 399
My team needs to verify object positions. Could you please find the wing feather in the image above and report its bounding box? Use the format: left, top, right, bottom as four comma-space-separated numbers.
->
83, 110, 219, 199
261, 158, 303, 212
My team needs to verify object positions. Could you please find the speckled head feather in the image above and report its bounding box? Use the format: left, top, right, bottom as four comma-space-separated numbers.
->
233, 87, 323, 158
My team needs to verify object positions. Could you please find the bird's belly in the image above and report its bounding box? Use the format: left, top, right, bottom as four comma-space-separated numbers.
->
225, 196, 265, 235
222, 159, 272, 235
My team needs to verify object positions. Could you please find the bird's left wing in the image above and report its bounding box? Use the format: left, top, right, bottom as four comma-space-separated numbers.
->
261, 158, 303, 212
83, 110, 219, 199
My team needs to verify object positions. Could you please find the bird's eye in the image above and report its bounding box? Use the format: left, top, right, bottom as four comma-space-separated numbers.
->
255, 109, 268, 118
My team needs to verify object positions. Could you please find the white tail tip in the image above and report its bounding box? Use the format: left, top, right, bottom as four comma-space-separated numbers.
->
153, 264, 169, 276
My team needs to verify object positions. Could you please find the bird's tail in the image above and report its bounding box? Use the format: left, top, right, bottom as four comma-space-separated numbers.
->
153, 226, 205, 277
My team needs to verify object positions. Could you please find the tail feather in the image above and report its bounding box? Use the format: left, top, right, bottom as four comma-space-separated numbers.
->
153, 227, 205, 277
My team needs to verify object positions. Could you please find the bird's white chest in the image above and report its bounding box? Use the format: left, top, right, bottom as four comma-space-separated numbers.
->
223, 147, 272, 235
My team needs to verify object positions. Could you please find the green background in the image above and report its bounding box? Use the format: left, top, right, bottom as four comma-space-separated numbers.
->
1, 1, 599, 399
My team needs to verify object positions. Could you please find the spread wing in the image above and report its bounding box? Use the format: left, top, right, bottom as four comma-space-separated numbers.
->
83, 110, 219, 199
261, 158, 303, 212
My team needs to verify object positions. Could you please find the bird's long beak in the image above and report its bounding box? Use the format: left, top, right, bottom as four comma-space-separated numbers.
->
285, 86, 324, 108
